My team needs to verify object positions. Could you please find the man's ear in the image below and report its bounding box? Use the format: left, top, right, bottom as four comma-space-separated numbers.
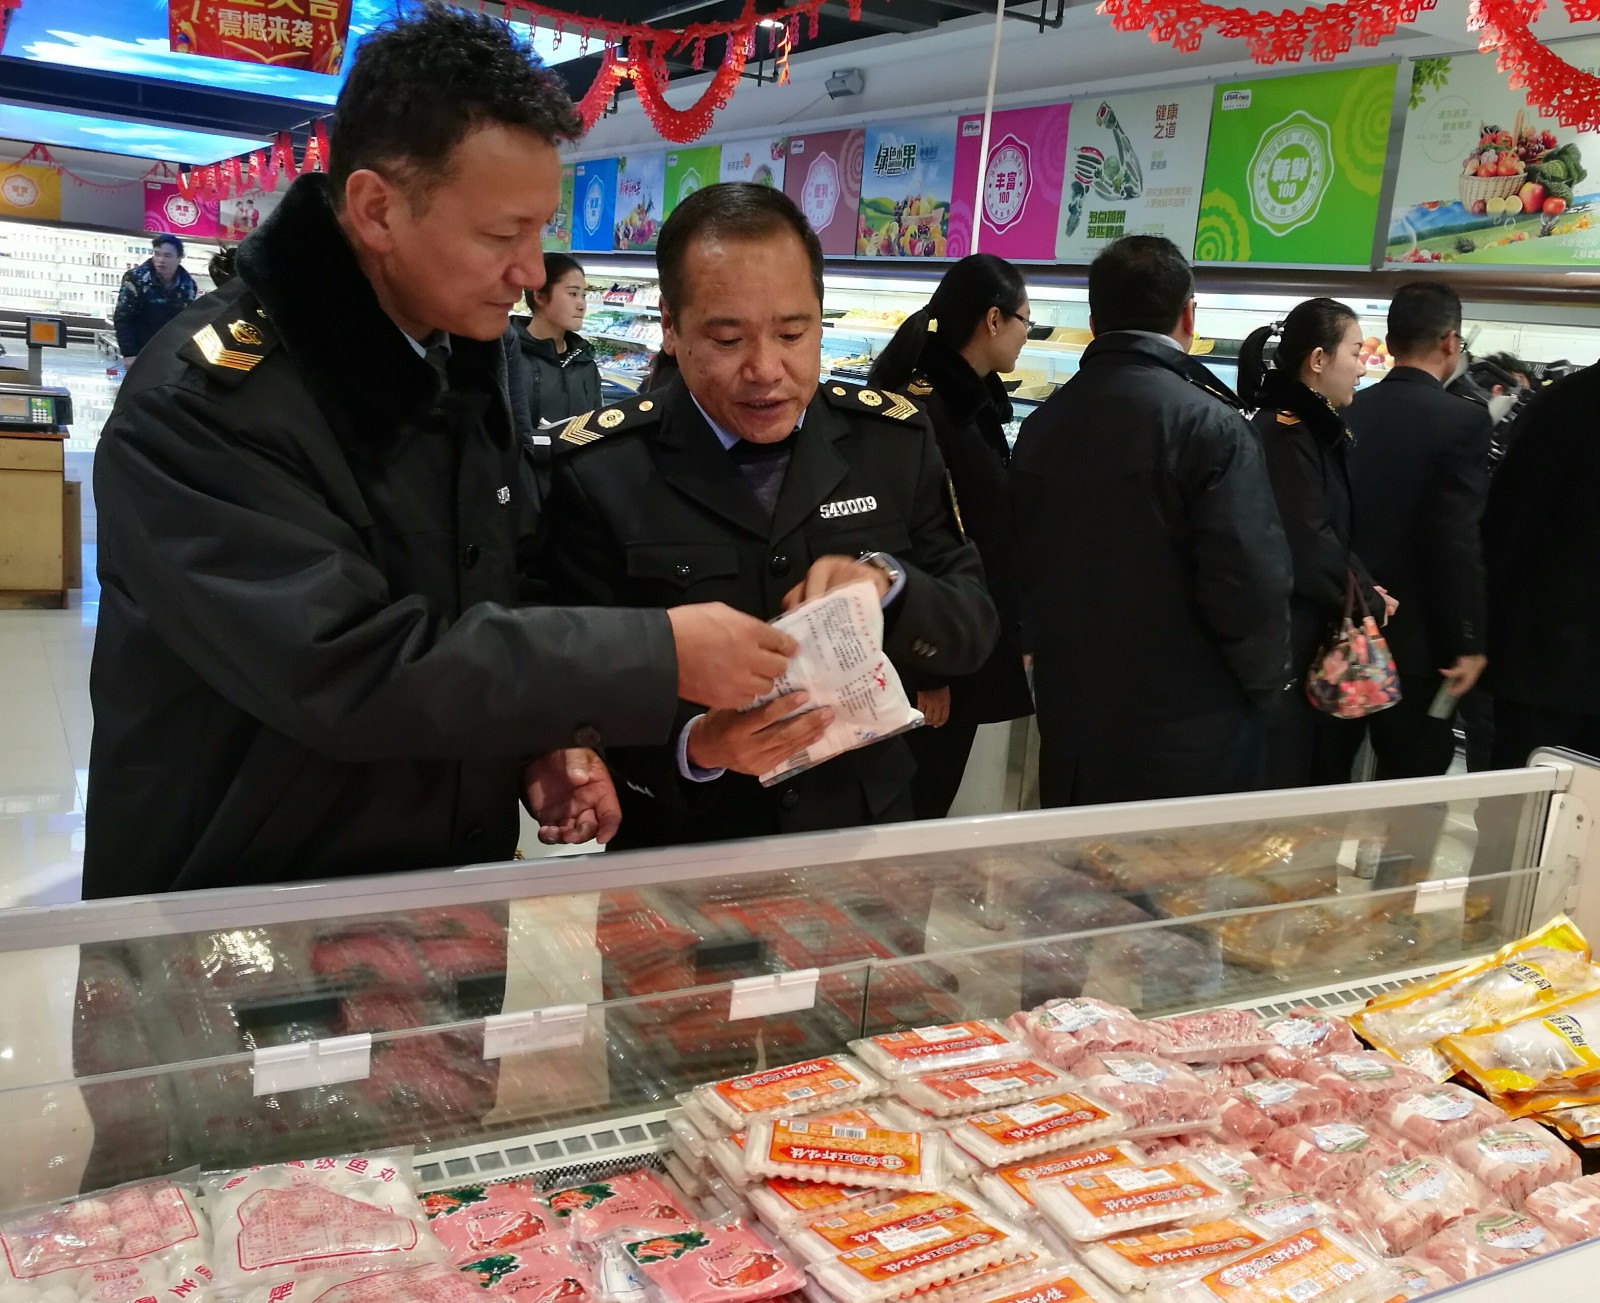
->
1088, 314, 1098, 339
659, 305, 679, 357
340, 169, 403, 255
1179, 297, 1197, 339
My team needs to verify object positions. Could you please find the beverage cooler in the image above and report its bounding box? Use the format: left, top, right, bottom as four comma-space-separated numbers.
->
3, 753, 1600, 1299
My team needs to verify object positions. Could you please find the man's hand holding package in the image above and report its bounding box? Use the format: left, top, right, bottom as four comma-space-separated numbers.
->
668, 602, 797, 708
783, 555, 891, 611
686, 692, 834, 777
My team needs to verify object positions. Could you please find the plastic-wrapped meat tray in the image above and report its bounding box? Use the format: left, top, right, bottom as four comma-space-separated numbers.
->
889, 1060, 1071, 1122
975, 1143, 1147, 1220
546, 1169, 694, 1243
1070, 1054, 1221, 1135
1379, 1084, 1506, 1156
946, 1091, 1127, 1167
1419, 1206, 1556, 1281
1447, 1119, 1580, 1208
1147, 1143, 1292, 1204
622, 1221, 804, 1303
806, 1201, 1036, 1303
1007, 1000, 1166, 1070
1163, 1227, 1395, 1303
1260, 1121, 1404, 1199
741, 1119, 945, 1192
1191, 1061, 1261, 1096
1277, 1051, 1434, 1117
1080, 1215, 1278, 1293
849, 1021, 1022, 1079
934, 1261, 1119, 1303
311, 931, 426, 987
1525, 1173, 1600, 1244
1151, 1009, 1273, 1064
1255, 1008, 1362, 1069
1031, 1160, 1239, 1242
1348, 1155, 1485, 1256
1219, 1079, 1342, 1146
453, 1240, 599, 1300
1385, 1254, 1457, 1299
688, 1057, 884, 1132
422, 1178, 553, 1263
784, 1192, 981, 1265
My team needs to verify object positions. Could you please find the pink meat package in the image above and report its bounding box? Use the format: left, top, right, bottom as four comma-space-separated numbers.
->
1008, 999, 1166, 1070
1218, 1078, 1341, 1146
1260, 1121, 1404, 1199
1279, 1051, 1434, 1117
620, 1221, 802, 1303
1420, 1207, 1556, 1281
1448, 1120, 1580, 1208
1151, 1009, 1273, 1064
547, 1170, 695, 1243
1380, 1084, 1506, 1156
1525, 1173, 1600, 1245
1071, 1053, 1220, 1134
422, 1179, 558, 1265
1142, 1140, 1291, 1204
1255, 1008, 1362, 1070
1349, 1156, 1485, 1256
241, 1262, 485, 1302
455, 1242, 600, 1302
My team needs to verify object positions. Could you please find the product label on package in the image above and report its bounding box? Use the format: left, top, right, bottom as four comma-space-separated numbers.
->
1101, 1056, 1168, 1085
713, 1058, 862, 1114
1241, 1081, 1301, 1109
1104, 1221, 1268, 1270
1406, 1091, 1475, 1122
873, 1021, 1008, 1059
766, 1177, 869, 1212
1381, 1159, 1447, 1203
1195, 1229, 1372, 1303
834, 1211, 1010, 1283
812, 1196, 962, 1252
1327, 1055, 1392, 1082
1310, 1124, 1372, 1153
1266, 1017, 1331, 1050
234, 1188, 420, 1273
969, 1095, 1111, 1146
1063, 1164, 1222, 1220
2, 1182, 200, 1279
915, 1060, 1056, 1102
982, 1270, 1094, 1303
1476, 1129, 1549, 1165
1039, 1002, 1104, 1033
1474, 1213, 1545, 1250
996, 1146, 1133, 1204
1245, 1196, 1318, 1231
768, 1120, 923, 1175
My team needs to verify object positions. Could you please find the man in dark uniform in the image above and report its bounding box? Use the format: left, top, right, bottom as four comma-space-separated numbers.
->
541, 184, 999, 849
84, 5, 794, 897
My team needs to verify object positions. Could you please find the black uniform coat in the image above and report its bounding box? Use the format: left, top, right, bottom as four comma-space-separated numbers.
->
541, 377, 999, 849
905, 337, 1033, 724
1483, 363, 1600, 714
1344, 366, 1491, 676
1010, 333, 1292, 805
85, 174, 679, 898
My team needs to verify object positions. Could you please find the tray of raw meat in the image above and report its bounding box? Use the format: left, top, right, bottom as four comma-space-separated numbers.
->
1385, 1254, 1457, 1299
1277, 1050, 1434, 1116
1008, 999, 1166, 1070
1419, 1206, 1556, 1281
1031, 1159, 1239, 1241
1348, 1155, 1485, 1256
1163, 1226, 1395, 1303
947, 1091, 1127, 1166
1447, 1119, 1580, 1207
1379, 1083, 1506, 1155
1260, 1121, 1404, 1198
1255, 1008, 1362, 1070
1219, 1078, 1342, 1145
1525, 1173, 1600, 1244
1071, 1054, 1221, 1135
1151, 1009, 1274, 1064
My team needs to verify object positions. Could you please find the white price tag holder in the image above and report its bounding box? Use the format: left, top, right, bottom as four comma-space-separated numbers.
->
1414, 876, 1470, 915
483, 1004, 589, 1059
729, 969, 820, 1021
253, 1033, 372, 1097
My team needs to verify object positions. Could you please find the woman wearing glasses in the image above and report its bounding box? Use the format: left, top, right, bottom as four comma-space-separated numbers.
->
870, 254, 1036, 818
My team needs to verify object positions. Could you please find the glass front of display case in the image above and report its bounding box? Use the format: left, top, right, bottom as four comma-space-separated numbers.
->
0, 763, 1578, 1209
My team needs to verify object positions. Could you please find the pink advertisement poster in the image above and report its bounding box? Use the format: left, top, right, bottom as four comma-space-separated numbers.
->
782, 128, 864, 256
143, 181, 220, 241
948, 104, 1071, 260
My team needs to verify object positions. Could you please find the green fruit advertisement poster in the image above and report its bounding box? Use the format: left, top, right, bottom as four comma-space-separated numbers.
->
1386, 44, 1599, 266
857, 118, 958, 257
544, 163, 573, 253
664, 145, 722, 220
1195, 64, 1396, 266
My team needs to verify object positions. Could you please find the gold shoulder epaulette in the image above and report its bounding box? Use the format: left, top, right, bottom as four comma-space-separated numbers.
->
822, 381, 920, 423
557, 393, 662, 448
179, 295, 277, 386
1275, 410, 1302, 426
906, 377, 934, 398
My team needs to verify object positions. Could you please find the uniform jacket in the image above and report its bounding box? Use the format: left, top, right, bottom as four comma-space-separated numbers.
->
1250, 372, 1380, 677
905, 337, 1033, 724
112, 258, 197, 357
541, 377, 999, 849
1011, 333, 1292, 753
86, 174, 678, 898
1345, 366, 1491, 676
1483, 364, 1600, 713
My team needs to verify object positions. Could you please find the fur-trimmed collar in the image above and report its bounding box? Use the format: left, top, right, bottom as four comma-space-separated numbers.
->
234, 174, 506, 435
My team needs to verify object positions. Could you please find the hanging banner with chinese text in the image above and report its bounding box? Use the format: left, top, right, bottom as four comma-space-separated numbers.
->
664, 144, 722, 219
948, 103, 1070, 260
783, 129, 864, 256
720, 135, 788, 189
0, 163, 61, 222
572, 157, 618, 254
1195, 64, 1396, 266
1053, 87, 1213, 262
857, 119, 958, 257
1385, 46, 1600, 266
168, 0, 351, 76
613, 150, 665, 251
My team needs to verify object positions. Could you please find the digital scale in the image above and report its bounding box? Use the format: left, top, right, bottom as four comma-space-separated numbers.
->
0, 315, 72, 433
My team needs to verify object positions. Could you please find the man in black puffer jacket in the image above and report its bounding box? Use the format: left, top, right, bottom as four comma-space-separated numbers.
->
1011, 236, 1292, 806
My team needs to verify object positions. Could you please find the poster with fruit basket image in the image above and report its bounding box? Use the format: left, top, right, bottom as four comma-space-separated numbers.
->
613, 151, 666, 252
1386, 46, 1599, 266
857, 119, 958, 257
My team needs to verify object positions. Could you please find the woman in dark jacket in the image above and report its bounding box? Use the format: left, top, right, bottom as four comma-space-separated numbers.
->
869, 254, 1035, 818
1240, 297, 1397, 787
516, 251, 602, 426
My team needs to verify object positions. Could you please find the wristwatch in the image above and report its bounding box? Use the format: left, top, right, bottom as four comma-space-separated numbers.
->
857, 551, 903, 589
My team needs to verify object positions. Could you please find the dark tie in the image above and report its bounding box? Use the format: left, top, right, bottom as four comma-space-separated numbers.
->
726, 431, 798, 516
424, 341, 450, 395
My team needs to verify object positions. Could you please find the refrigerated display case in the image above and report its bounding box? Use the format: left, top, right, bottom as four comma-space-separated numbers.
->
2, 755, 1600, 1298
0, 219, 221, 325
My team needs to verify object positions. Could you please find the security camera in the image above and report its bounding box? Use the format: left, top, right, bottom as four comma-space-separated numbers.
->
825, 68, 864, 99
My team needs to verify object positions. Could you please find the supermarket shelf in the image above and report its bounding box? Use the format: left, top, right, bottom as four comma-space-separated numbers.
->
415, 1111, 673, 1191
591, 300, 660, 317
591, 330, 658, 348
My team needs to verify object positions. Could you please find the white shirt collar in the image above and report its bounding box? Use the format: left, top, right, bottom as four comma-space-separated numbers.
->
690, 391, 807, 451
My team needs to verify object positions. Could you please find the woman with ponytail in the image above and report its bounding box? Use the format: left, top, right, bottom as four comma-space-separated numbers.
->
1240, 297, 1398, 786
869, 254, 1035, 817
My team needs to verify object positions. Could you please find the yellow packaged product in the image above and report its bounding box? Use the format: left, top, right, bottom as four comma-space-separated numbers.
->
1350, 914, 1597, 1080
1440, 987, 1600, 1095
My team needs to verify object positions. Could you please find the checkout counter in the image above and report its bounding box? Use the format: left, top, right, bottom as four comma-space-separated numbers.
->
0, 317, 75, 608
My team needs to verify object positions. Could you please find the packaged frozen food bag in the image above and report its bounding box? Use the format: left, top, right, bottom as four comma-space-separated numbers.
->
1071, 1054, 1221, 1135
1152, 1010, 1273, 1065
1260, 1123, 1403, 1199
238, 1261, 483, 1302
1350, 915, 1598, 1080
422, 1179, 554, 1264
1008, 1000, 1166, 1070
0, 1169, 213, 1301
746, 1176, 895, 1234
1081, 1216, 1277, 1293
806, 1201, 1036, 1303
1525, 1173, 1600, 1244
786, 1192, 977, 1265
689, 1057, 884, 1132
205, 1149, 448, 1294
1446, 1119, 1579, 1207
1030, 1161, 1239, 1242
1276, 1053, 1433, 1118
710, 1110, 900, 1189
1381, 1255, 1455, 1300
1219, 1079, 1342, 1146
547, 1169, 694, 1243
946, 1092, 1127, 1167
1255, 1009, 1361, 1069
622, 1221, 803, 1303
976, 1143, 1147, 1221
952, 1261, 1119, 1303
1348, 1156, 1484, 1257
742, 1119, 945, 1192
850, 1022, 1023, 1079
893, 1061, 1072, 1119
1377, 1085, 1504, 1156
1418, 1206, 1554, 1281
1164, 1227, 1394, 1303
455, 1240, 599, 1300
1171, 1146, 1294, 1204
1441, 988, 1600, 1096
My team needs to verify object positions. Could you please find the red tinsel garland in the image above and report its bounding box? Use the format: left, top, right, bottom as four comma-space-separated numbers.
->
1472, 0, 1600, 131
1097, 0, 1436, 63
5, 142, 170, 191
